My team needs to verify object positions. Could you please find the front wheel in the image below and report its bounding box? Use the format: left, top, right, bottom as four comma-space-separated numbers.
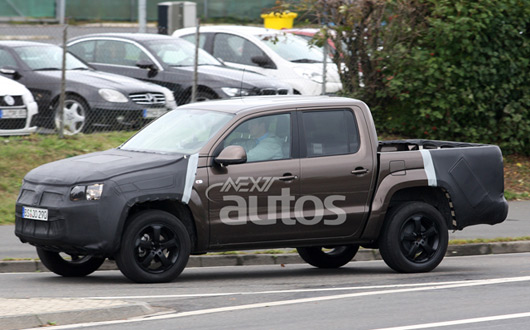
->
297, 245, 359, 268
36, 248, 105, 277
54, 95, 90, 135
379, 202, 448, 273
115, 210, 191, 283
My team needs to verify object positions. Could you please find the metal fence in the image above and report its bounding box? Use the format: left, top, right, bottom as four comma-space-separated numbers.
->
0, 0, 277, 22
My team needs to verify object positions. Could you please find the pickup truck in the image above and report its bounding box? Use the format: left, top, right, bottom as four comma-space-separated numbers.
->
15, 96, 508, 283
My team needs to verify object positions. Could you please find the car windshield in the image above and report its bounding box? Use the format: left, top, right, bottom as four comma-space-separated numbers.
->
120, 109, 234, 154
259, 33, 331, 63
145, 39, 220, 67
14, 45, 88, 70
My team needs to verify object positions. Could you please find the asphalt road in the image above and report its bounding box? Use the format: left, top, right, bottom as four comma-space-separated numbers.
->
2, 253, 530, 330
2, 200, 529, 260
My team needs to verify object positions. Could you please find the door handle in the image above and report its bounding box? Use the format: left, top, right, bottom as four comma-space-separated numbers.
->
279, 174, 298, 181
351, 168, 369, 175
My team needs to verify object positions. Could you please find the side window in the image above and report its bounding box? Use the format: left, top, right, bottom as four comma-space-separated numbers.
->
95, 40, 147, 66
0, 49, 18, 68
213, 33, 265, 66
68, 41, 95, 62
302, 110, 360, 157
180, 34, 207, 49
223, 113, 291, 163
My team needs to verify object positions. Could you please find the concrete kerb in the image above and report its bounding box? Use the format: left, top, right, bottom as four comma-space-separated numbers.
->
2, 241, 530, 274
0, 298, 154, 330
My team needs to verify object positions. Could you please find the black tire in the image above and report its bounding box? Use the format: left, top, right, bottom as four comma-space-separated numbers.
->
379, 202, 448, 273
186, 91, 216, 104
54, 95, 90, 135
36, 248, 105, 277
115, 210, 191, 283
297, 245, 360, 268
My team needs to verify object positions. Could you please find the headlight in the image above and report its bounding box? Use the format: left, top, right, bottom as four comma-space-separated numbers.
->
221, 87, 252, 97
293, 67, 324, 84
22, 91, 36, 104
70, 184, 104, 201
98, 89, 128, 103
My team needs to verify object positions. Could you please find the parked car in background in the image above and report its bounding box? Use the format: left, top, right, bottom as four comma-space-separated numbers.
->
172, 26, 342, 95
0, 75, 38, 136
67, 33, 292, 104
0, 41, 177, 135
282, 28, 344, 59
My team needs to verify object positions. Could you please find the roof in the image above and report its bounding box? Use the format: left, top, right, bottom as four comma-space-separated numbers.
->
173, 25, 283, 37
0, 40, 56, 48
68, 33, 174, 43
176, 95, 365, 115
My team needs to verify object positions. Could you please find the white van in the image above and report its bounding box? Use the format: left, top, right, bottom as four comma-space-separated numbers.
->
173, 26, 342, 96
0, 75, 38, 136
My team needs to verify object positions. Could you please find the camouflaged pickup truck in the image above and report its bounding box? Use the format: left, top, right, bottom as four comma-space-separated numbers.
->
15, 96, 508, 283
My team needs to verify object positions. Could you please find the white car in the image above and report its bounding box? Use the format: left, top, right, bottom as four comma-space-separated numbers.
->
173, 26, 342, 95
0, 75, 37, 136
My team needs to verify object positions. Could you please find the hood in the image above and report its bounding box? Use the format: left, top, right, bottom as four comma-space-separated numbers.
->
0, 76, 30, 96
24, 149, 184, 185
177, 65, 291, 90
36, 70, 164, 93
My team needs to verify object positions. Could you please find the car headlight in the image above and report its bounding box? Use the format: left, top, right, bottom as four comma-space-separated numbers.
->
22, 91, 36, 104
98, 89, 128, 103
70, 184, 104, 201
221, 87, 252, 97
162, 87, 177, 108
293, 67, 324, 84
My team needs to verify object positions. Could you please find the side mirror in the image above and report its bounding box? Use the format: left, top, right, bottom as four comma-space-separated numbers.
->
251, 56, 275, 69
0, 66, 21, 79
215, 145, 247, 166
136, 60, 158, 72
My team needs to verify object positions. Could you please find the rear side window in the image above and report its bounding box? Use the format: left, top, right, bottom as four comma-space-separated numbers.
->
301, 110, 360, 157
68, 41, 95, 62
180, 34, 207, 49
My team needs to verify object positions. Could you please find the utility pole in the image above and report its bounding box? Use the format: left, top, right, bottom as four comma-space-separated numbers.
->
191, 19, 200, 103
138, 0, 147, 33
57, 0, 65, 24
58, 25, 67, 138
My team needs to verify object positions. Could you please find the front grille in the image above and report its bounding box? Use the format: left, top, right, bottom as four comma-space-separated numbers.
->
258, 88, 290, 95
0, 118, 26, 129
0, 95, 23, 107
129, 92, 166, 105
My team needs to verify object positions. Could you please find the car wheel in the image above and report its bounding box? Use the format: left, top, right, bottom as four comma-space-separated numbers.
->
54, 95, 90, 135
36, 248, 105, 277
187, 91, 216, 103
297, 245, 359, 268
115, 210, 191, 283
379, 202, 448, 273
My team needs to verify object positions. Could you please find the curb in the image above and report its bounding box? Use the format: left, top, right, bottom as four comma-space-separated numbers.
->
0, 298, 154, 330
2, 241, 530, 274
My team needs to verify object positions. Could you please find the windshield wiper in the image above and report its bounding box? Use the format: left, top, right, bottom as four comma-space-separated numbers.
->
34, 67, 61, 71
72, 67, 90, 70
291, 59, 321, 63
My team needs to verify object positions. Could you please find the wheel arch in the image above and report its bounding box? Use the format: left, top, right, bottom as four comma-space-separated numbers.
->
179, 85, 218, 104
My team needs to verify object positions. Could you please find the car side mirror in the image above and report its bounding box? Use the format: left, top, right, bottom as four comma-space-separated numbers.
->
0, 66, 21, 79
136, 60, 158, 72
215, 145, 247, 166
251, 56, 275, 69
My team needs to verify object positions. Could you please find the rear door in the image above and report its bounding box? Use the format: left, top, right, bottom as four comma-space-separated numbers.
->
297, 107, 376, 239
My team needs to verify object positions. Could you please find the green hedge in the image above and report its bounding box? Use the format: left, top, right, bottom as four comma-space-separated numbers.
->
378, 0, 530, 154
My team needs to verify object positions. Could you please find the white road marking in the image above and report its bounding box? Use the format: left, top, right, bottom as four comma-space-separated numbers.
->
27, 276, 530, 330
373, 312, 530, 330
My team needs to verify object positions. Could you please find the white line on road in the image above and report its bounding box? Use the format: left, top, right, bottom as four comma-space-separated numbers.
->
28, 276, 530, 330
373, 312, 530, 330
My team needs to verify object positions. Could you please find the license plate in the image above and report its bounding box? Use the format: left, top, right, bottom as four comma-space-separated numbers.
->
0, 109, 26, 119
142, 108, 166, 119
22, 206, 48, 221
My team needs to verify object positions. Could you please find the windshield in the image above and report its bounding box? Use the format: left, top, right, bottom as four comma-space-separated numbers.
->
14, 45, 89, 70
259, 33, 331, 63
145, 39, 221, 67
120, 109, 234, 154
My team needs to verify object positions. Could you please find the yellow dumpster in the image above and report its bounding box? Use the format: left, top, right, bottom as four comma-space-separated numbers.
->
261, 12, 298, 30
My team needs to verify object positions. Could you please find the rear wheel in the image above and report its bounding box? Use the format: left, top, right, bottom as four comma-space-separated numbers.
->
297, 245, 359, 268
379, 202, 448, 273
115, 210, 191, 283
36, 248, 105, 277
